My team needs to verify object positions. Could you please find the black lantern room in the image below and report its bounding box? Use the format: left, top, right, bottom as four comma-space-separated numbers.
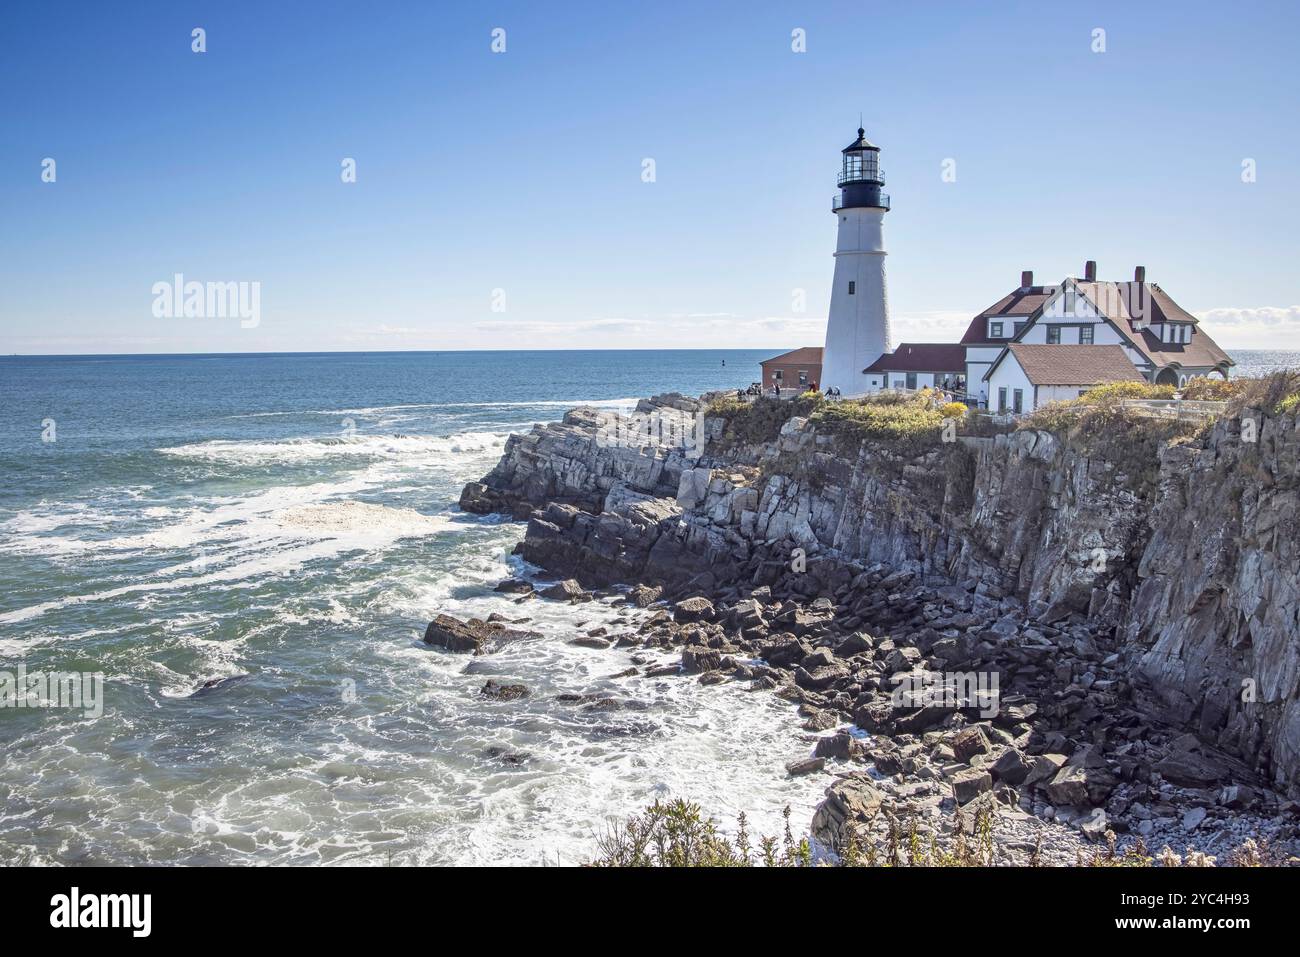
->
834, 127, 889, 212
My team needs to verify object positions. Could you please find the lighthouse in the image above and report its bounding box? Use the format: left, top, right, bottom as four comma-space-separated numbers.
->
820, 127, 892, 395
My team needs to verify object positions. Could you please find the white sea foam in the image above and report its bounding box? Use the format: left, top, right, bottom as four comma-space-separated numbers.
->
157, 431, 506, 467
225, 398, 640, 418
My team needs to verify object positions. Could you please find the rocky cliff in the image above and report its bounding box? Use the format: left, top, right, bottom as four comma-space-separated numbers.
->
460, 393, 1300, 805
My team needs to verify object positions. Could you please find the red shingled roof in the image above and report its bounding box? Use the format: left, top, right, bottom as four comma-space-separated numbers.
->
959, 287, 1054, 344
987, 344, 1145, 385
863, 343, 967, 373
760, 347, 823, 365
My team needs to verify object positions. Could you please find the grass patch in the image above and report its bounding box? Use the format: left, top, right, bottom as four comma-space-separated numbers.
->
706, 392, 824, 448
808, 390, 947, 455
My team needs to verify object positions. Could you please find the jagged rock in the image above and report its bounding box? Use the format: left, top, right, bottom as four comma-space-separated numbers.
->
1154, 750, 1228, 787
1220, 784, 1258, 810
680, 646, 722, 674
813, 732, 860, 761
1045, 763, 1117, 807
480, 680, 529, 701
787, 757, 827, 777
1024, 754, 1068, 788
493, 578, 534, 594
1182, 807, 1208, 832
952, 726, 990, 763
422, 615, 540, 655
951, 768, 993, 805
990, 747, 1031, 785
540, 579, 591, 602
1078, 807, 1109, 840
629, 584, 663, 607
796, 662, 850, 691
811, 774, 883, 852
673, 596, 716, 623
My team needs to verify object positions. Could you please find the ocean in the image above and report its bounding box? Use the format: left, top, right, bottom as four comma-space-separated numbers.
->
0, 347, 1295, 866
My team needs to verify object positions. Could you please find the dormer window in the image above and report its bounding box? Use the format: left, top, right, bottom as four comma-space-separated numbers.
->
989, 321, 1004, 338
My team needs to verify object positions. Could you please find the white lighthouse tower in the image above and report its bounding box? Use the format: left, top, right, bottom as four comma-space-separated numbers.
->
820, 127, 892, 395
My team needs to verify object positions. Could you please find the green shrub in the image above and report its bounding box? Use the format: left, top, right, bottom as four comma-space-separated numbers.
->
706, 393, 824, 448
1181, 376, 1242, 401
1224, 371, 1300, 416
1081, 381, 1175, 403
809, 391, 945, 452
589, 799, 809, 868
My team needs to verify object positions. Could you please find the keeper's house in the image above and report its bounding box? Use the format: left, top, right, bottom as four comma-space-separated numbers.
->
759, 347, 823, 391
862, 343, 966, 392
983, 344, 1144, 414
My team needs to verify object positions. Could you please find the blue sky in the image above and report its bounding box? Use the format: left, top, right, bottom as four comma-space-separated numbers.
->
2, 0, 1298, 354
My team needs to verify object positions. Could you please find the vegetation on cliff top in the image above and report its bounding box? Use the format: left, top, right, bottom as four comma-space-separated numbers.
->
706, 391, 823, 447
809, 390, 952, 456
588, 798, 1281, 867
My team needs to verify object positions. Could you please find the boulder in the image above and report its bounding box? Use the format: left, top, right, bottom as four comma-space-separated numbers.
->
1045, 763, 1117, 807
680, 646, 722, 674
422, 614, 540, 654
493, 578, 534, 595
813, 732, 860, 761
673, 596, 716, 623
990, 747, 1031, 786
786, 757, 827, 777
811, 774, 884, 853
951, 768, 993, 805
952, 726, 990, 764
480, 680, 529, 701
629, 583, 663, 608
540, 579, 591, 602
1154, 750, 1228, 787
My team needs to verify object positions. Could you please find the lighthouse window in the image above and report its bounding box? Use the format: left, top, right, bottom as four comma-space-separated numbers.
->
848, 281, 855, 295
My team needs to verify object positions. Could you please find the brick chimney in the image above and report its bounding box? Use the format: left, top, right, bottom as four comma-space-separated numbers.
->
1084, 260, 1097, 281
1021, 270, 1033, 289
1134, 265, 1146, 282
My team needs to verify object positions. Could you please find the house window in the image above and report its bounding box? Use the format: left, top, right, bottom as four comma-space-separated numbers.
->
1046, 326, 1061, 344
1014, 321, 1027, 338
848, 281, 856, 295
998, 387, 1008, 413
906, 372, 917, 390
798, 370, 808, 385
990, 321, 1004, 338
1079, 326, 1094, 345
1013, 389, 1024, 413
773, 369, 783, 381
893, 379, 904, 389
1064, 289, 1077, 315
